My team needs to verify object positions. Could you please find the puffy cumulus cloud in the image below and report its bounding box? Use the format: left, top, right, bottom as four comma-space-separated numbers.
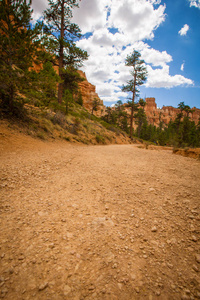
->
107, 0, 166, 42
135, 42, 172, 66
72, 0, 109, 34
188, 0, 200, 8
178, 24, 190, 36
146, 65, 194, 88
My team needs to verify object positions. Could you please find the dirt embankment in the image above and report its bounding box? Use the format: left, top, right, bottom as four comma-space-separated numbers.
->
0, 126, 200, 300
173, 148, 200, 160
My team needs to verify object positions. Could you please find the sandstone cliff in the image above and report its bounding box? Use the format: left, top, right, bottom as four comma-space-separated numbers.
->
77, 71, 106, 117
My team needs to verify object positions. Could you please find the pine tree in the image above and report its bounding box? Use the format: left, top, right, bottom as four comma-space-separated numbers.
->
0, 0, 43, 113
134, 99, 146, 138
44, 0, 88, 104
92, 98, 100, 115
122, 50, 147, 138
27, 61, 60, 107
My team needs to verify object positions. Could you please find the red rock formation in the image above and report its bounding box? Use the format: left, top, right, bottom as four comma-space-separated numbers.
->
144, 98, 200, 126
77, 71, 106, 117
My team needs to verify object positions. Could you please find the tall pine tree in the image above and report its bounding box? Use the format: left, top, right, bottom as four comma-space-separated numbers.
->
122, 50, 147, 138
44, 0, 88, 104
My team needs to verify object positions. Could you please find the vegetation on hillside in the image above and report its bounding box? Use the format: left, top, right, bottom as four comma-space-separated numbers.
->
0, 1, 199, 148
0, 0, 47, 114
103, 100, 200, 148
0, 0, 87, 114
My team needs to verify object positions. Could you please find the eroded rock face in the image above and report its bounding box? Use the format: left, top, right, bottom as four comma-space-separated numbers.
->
77, 71, 106, 117
77, 73, 200, 125
144, 98, 200, 126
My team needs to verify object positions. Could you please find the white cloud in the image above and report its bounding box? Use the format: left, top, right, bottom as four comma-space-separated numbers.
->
31, 0, 194, 103
188, 0, 200, 8
181, 62, 185, 71
178, 24, 189, 36
135, 42, 172, 67
72, 0, 109, 34
107, 0, 166, 42
146, 65, 194, 88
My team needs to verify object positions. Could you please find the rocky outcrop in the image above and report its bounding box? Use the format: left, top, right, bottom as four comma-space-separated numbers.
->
77, 71, 106, 117
144, 98, 200, 126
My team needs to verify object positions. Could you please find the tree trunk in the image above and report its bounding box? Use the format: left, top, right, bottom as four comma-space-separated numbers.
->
130, 105, 134, 138
129, 72, 137, 139
58, 0, 65, 104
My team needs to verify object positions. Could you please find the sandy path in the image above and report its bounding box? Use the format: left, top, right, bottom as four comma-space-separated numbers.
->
0, 139, 200, 299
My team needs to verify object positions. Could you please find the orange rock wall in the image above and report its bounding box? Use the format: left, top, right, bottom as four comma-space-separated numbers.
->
77, 71, 106, 117
144, 98, 200, 126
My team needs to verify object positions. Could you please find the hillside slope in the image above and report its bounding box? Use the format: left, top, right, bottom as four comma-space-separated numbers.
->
0, 101, 131, 146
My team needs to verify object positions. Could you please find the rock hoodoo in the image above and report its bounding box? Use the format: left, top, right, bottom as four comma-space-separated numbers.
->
77, 73, 200, 126
144, 98, 200, 126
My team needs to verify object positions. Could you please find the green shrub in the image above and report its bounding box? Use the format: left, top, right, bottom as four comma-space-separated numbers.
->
96, 135, 106, 144
37, 132, 45, 140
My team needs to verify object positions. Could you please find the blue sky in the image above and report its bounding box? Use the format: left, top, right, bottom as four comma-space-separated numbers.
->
32, 0, 200, 109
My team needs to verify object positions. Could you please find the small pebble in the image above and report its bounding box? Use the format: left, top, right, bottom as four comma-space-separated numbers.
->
38, 282, 48, 291
191, 235, 197, 242
151, 226, 157, 232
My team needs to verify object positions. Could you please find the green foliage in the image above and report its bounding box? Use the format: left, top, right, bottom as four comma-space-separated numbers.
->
63, 67, 84, 92
43, 0, 88, 102
26, 62, 60, 107
92, 98, 100, 115
44, 0, 88, 67
134, 105, 147, 138
0, 0, 46, 114
133, 102, 200, 148
64, 89, 74, 114
122, 50, 148, 138
102, 101, 129, 133
96, 135, 106, 144
103, 100, 200, 148
77, 93, 83, 106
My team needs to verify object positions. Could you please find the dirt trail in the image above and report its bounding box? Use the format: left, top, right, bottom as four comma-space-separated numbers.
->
0, 131, 200, 300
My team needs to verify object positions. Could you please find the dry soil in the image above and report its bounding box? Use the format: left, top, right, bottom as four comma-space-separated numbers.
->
0, 127, 200, 300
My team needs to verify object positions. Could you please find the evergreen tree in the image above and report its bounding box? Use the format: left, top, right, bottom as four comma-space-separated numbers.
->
0, 0, 44, 113
63, 67, 84, 95
114, 101, 128, 130
134, 107, 146, 138
44, 0, 88, 103
122, 50, 147, 138
178, 101, 185, 113
92, 98, 100, 115
27, 61, 60, 107
134, 99, 146, 138
104, 107, 112, 124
